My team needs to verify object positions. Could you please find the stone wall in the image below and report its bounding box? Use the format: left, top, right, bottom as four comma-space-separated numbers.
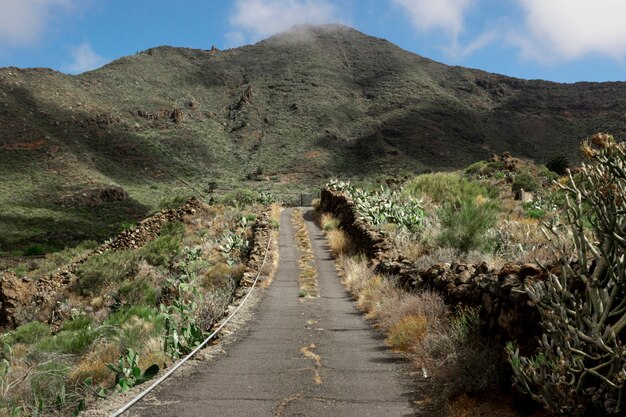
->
0, 199, 272, 329
320, 187, 545, 351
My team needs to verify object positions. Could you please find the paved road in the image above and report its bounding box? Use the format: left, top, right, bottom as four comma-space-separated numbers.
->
131, 208, 416, 417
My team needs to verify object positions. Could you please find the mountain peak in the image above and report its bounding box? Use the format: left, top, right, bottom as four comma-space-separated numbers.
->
260, 23, 374, 45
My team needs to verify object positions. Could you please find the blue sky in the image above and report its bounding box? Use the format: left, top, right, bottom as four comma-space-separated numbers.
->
1, 0, 625, 83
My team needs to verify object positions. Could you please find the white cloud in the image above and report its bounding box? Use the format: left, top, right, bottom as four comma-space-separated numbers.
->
64, 42, 107, 74
229, 0, 339, 44
0, 0, 74, 47
515, 0, 626, 62
391, 0, 475, 39
225, 31, 246, 48
445, 29, 497, 59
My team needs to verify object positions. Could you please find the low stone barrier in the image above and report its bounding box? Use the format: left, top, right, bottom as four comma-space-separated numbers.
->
0, 199, 271, 329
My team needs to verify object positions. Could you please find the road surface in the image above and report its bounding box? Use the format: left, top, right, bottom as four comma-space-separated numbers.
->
130, 207, 416, 417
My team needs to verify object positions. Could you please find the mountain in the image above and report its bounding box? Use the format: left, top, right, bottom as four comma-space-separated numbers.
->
1, 24, 625, 253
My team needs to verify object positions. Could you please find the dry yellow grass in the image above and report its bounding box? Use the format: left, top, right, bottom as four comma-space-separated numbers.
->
386, 315, 428, 352
326, 229, 349, 256
355, 274, 400, 314
292, 209, 319, 297
319, 213, 339, 231
270, 203, 282, 224
200, 261, 245, 288
68, 342, 121, 387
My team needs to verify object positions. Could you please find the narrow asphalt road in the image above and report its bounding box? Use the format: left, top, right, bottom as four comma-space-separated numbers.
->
130, 207, 416, 417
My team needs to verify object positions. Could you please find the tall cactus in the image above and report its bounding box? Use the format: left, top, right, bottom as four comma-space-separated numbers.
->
508, 134, 626, 416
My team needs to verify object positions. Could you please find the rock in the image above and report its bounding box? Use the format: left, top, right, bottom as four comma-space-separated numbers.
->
0, 272, 36, 327
476, 261, 490, 274
519, 263, 542, 278
499, 262, 521, 279
502, 274, 521, 291
457, 271, 472, 284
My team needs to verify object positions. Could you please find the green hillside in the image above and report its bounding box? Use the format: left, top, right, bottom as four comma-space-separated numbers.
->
1, 24, 625, 252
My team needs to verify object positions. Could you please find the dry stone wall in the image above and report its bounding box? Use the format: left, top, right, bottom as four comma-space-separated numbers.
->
320, 187, 546, 351
0, 198, 272, 329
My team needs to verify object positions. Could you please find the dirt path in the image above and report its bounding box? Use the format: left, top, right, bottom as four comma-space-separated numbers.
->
128, 208, 417, 417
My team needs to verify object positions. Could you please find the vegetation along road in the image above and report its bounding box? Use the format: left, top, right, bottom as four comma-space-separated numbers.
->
129, 207, 416, 416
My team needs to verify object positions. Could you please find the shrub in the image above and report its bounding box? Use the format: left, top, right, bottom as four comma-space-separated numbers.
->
464, 160, 488, 175
403, 173, 496, 204
117, 278, 159, 306
220, 189, 258, 208
141, 230, 182, 266
105, 305, 163, 329
200, 262, 245, 288
60, 314, 93, 332
36, 327, 99, 355
512, 172, 540, 193
509, 134, 626, 416
158, 194, 190, 210
320, 213, 339, 231
45, 240, 97, 267
7, 322, 51, 345
438, 196, 499, 253
75, 249, 141, 295
326, 229, 353, 256
386, 315, 428, 352
378, 291, 449, 333
24, 244, 45, 256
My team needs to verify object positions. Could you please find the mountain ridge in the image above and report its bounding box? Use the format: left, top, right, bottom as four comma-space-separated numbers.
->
1, 24, 625, 252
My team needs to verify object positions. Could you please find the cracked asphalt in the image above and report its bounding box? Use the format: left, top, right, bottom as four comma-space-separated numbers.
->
130, 207, 417, 417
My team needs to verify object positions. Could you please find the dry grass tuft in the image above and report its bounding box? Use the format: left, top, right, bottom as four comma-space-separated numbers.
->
320, 213, 340, 231
326, 229, 350, 256
68, 342, 121, 387
292, 209, 319, 297
337, 255, 373, 294
386, 315, 428, 352
377, 291, 449, 333
355, 274, 399, 314
200, 262, 245, 289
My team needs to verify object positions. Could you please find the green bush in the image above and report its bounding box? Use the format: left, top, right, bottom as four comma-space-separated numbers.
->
141, 231, 182, 267
117, 278, 159, 306
158, 194, 190, 211
24, 244, 45, 256
464, 161, 488, 175
7, 321, 51, 345
512, 172, 540, 193
36, 327, 99, 355
60, 314, 93, 332
48, 240, 97, 265
220, 189, 258, 208
105, 305, 163, 330
75, 250, 141, 295
438, 196, 500, 253
404, 173, 496, 204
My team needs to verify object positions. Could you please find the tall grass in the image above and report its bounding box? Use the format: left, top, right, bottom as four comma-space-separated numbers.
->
403, 172, 497, 204
438, 196, 500, 253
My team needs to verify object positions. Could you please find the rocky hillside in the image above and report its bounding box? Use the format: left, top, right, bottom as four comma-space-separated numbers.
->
1, 24, 625, 252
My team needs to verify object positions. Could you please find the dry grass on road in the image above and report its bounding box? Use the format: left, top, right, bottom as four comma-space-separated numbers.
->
291, 209, 319, 298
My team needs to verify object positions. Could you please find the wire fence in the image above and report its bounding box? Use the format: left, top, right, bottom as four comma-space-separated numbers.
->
109, 232, 273, 416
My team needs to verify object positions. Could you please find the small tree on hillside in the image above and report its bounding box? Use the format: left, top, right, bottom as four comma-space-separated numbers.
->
508, 133, 626, 416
